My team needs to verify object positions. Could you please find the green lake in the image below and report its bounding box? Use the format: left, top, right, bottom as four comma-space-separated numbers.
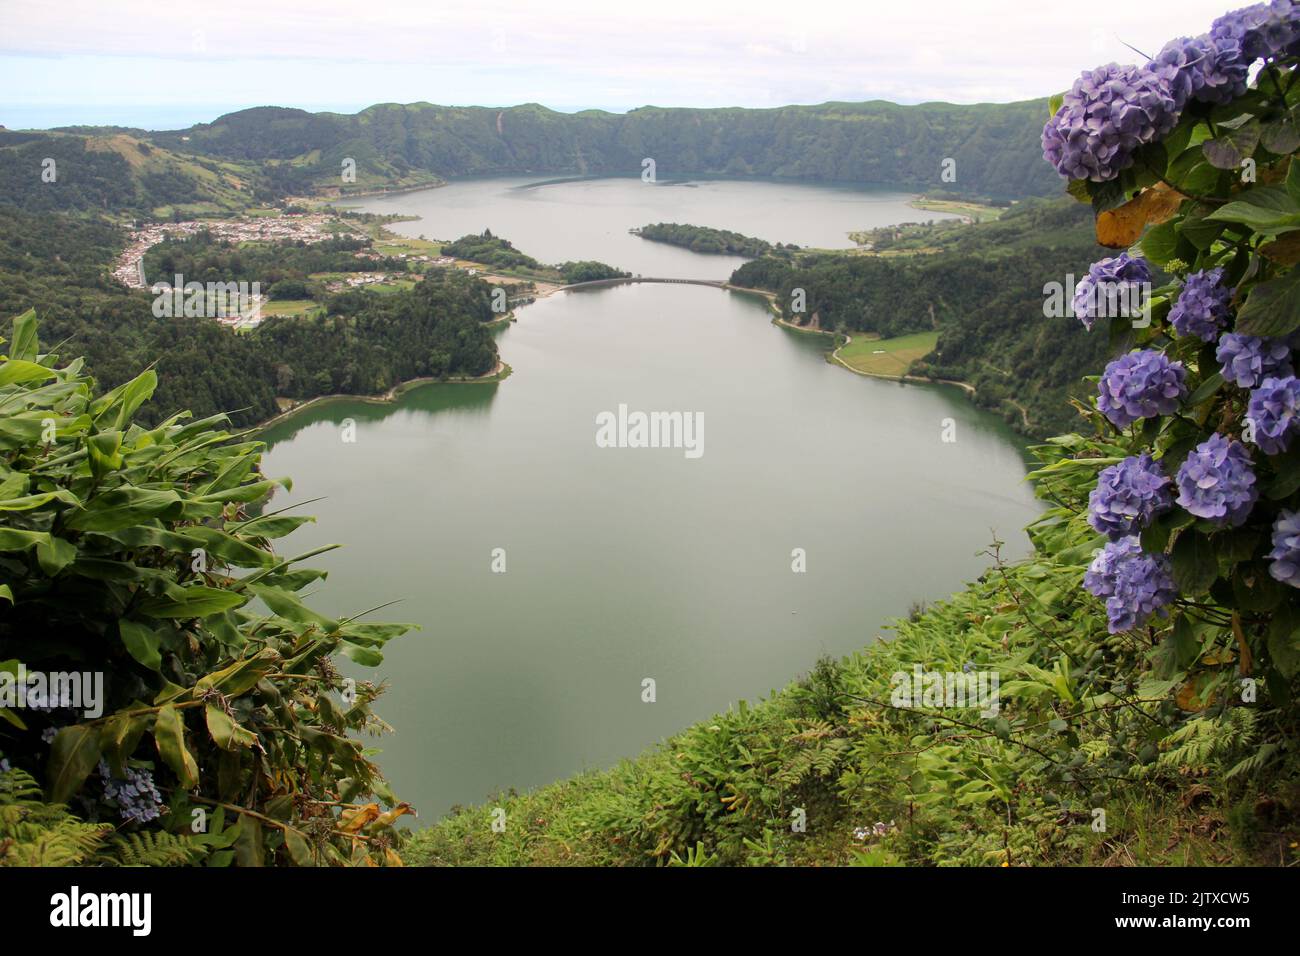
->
257, 177, 1041, 818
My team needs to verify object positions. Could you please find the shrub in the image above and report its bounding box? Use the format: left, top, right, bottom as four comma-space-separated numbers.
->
0, 311, 415, 865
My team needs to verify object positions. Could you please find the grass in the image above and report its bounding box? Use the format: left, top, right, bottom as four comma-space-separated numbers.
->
373, 235, 443, 256
259, 299, 322, 318
835, 330, 939, 378
910, 198, 1006, 222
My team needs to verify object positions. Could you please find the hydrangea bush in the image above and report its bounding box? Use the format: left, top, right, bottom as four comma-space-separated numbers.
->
1034, 2, 1300, 717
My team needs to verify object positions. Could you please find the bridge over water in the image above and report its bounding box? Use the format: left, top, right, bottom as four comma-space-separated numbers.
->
557, 276, 730, 292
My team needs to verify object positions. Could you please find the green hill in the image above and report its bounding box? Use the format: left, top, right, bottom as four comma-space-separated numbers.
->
139, 99, 1060, 202
0, 131, 259, 217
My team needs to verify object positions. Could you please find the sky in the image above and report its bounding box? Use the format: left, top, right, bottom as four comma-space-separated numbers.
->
0, 0, 1242, 130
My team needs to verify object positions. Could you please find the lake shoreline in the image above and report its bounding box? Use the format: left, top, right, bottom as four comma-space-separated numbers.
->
252, 360, 513, 433
749, 288, 980, 396
249, 279, 993, 437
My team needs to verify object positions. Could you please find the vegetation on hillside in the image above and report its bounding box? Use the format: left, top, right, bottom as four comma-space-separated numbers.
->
143, 100, 1061, 202
731, 198, 1110, 435
0, 312, 414, 865
0, 133, 258, 216
441, 230, 543, 272
0, 206, 500, 428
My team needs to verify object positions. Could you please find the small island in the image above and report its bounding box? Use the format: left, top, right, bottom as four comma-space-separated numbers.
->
632, 222, 796, 258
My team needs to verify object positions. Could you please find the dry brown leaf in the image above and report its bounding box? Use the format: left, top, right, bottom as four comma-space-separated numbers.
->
1260, 233, 1300, 266
1096, 183, 1187, 248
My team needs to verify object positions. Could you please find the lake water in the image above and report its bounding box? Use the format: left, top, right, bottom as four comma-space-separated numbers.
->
343, 175, 961, 279
258, 177, 1039, 819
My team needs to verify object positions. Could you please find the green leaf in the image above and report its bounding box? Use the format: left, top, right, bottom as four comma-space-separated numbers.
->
138, 586, 246, 620
35, 535, 77, 576
0, 358, 56, 387
205, 702, 259, 751
1233, 562, 1283, 612
86, 430, 124, 478
1260, 117, 1300, 156
8, 309, 39, 362
46, 724, 102, 803
1140, 219, 1180, 265
1235, 269, 1300, 338
1170, 615, 1201, 669
64, 487, 183, 533
230, 514, 315, 539
1186, 371, 1224, 407
119, 620, 164, 671
1202, 120, 1261, 169
1207, 186, 1300, 236
283, 827, 314, 866
111, 370, 158, 431
102, 711, 149, 777
1171, 530, 1218, 595
251, 583, 338, 632
234, 815, 264, 867
338, 641, 384, 666
0, 490, 79, 512
1265, 443, 1300, 499
198, 649, 279, 698
154, 703, 199, 790
1268, 605, 1300, 678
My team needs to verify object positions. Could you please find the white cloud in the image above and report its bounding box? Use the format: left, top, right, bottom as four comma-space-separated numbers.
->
0, 0, 1244, 127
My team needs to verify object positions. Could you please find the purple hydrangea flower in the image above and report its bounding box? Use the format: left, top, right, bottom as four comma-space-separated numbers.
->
1247, 375, 1300, 454
1211, 2, 1300, 62
1217, 333, 1293, 388
1175, 432, 1258, 526
1042, 64, 1180, 182
1073, 253, 1153, 330
1146, 34, 1251, 107
98, 760, 164, 825
1268, 509, 1300, 587
1088, 453, 1174, 540
1097, 350, 1188, 428
1084, 536, 1178, 633
1169, 268, 1232, 341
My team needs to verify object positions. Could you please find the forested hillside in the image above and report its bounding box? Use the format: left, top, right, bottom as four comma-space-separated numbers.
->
136, 99, 1060, 201
0, 132, 258, 215
0, 206, 499, 426
731, 198, 1110, 435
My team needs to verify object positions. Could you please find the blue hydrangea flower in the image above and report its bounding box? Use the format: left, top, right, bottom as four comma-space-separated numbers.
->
1073, 253, 1153, 330
1146, 34, 1250, 107
1088, 453, 1174, 540
1042, 63, 1180, 182
1169, 267, 1232, 341
1247, 375, 1300, 454
1268, 509, 1300, 588
1084, 536, 1177, 633
1175, 432, 1258, 526
1217, 332, 1293, 388
1097, 350, 1188, 428
98, 760, 165, 825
